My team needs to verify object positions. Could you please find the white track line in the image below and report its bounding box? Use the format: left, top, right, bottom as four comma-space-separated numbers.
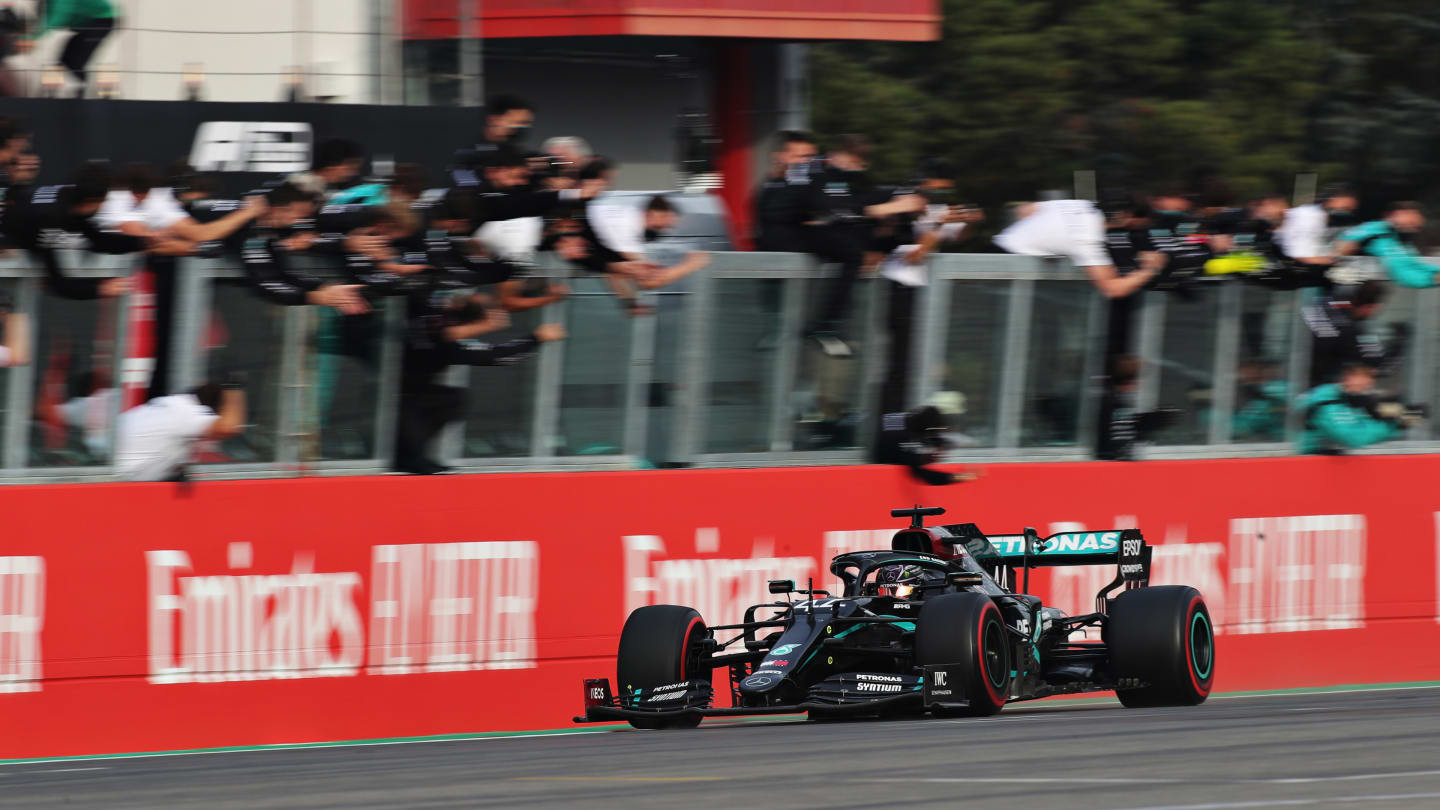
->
1097, 792, 1440, 810
861, 777, 1184, 785
856, 770, 1440, 790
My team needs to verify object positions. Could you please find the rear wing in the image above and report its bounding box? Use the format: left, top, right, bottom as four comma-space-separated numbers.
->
945, 523, 1151, 593
988, 529, 1148, 573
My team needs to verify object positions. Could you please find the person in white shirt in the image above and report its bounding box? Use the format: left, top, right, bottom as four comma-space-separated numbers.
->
994, 198, 1158, 299
589, 194, 710, 291
476, 215, 544, 264
94, 163, 264, 253
114, 383, 245, 481
1279, 185, 1360, 263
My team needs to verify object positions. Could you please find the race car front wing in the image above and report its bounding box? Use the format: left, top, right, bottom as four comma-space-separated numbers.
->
574, 666, 971, 724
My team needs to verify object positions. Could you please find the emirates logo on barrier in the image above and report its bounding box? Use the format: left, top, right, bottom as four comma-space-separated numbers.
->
624, 531, 816, 625
0, 557, 44, 694
145, 541, 539, 685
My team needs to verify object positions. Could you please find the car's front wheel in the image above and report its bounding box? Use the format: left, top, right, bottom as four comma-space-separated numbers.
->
616, 604, 708, 729
915, 592, 1011, 717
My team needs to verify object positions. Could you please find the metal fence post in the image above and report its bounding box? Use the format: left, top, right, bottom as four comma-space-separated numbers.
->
437, 366, 467, 463
276, 306, 308, 468
1136, 292, 1167, 412
104, 289, 132, 475
373, 296, 404, 465
2, 279, 40, 471
995, 278, 1035, 449
911, 269, 951, 408
1408, 286, 1439, 439
171, 258, 212, 392
670, 268, 714, 463
622, 291, 657, 460
856, 279, 888, 448
1075, 290, 1107, 453
767, 277, 806, 451
1284, 290, 1313, 442
1207, 282, 1243, 445
529, 295, 568, 459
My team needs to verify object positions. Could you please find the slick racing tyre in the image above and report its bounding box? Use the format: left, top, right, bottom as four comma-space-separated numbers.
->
617, 605, 708, 729
1106, 586, 1214, 708
915, 592, 1011, 717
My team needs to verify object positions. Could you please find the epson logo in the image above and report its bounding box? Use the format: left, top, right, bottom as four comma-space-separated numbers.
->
190, 122, 312, 173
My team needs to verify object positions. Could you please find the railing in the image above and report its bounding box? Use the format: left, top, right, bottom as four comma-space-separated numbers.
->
2, 249, 1437, 483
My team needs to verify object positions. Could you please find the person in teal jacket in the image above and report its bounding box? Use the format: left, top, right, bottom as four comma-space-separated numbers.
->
1297, 363, 1421, 454
23, 0, 118, 94
1337, 201, 1436, 288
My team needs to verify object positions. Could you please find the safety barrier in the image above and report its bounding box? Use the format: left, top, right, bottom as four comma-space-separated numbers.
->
5, 250, 1440, 484
4, 455, 1440, 758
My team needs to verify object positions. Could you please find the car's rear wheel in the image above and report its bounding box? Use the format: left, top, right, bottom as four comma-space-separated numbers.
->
1106, 586, 1214, 708
915, 592, 1011, 717
616, 605, 708, 729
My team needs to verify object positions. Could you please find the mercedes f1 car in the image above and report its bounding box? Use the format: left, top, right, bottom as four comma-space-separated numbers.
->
576, 506, 1214, 728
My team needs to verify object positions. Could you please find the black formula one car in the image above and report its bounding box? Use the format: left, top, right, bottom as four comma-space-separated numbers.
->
576, 506, 1214, 728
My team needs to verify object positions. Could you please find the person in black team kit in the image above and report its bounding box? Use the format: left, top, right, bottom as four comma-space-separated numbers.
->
2, 162, 139, 299
754, 131, 820, 253
873, 405, 977, 485
395, 291, 565, 475
239, 182, 368, 314
450, 94, 535, 188
800, 135, 925, 358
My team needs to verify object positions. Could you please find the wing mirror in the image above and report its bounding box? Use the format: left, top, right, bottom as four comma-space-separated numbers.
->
768, 579, 795, 595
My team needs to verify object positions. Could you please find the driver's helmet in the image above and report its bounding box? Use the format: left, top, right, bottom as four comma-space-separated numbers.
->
873, 564, 935, 599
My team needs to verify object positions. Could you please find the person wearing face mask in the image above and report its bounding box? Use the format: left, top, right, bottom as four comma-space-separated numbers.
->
1336, 201, 1436, 288
1279, 185, 1359, 264
450, 94, 534, 187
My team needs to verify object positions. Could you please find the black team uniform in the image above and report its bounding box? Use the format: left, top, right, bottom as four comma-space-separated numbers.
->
802, 163, 887, 341
394, 292, 540, 475
2, 183, 143, 298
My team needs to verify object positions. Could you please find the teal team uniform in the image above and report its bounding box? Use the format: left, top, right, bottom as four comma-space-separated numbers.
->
1296, 383, 1400, 454
1338, 220, 1438, 288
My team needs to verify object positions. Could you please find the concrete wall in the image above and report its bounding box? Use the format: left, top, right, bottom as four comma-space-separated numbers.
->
9, 0, 376, 103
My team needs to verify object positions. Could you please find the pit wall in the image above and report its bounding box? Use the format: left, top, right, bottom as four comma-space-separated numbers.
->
4, 456, 1439, 758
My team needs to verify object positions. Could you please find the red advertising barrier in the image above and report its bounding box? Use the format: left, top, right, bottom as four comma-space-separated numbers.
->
3, 455, 1440, 758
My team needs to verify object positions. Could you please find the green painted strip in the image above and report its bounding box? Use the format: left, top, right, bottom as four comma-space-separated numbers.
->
6, 679, 1440, 766
0, 725, 629, 766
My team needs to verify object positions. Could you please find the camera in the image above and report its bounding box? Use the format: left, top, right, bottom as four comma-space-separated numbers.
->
1370, 397, 1428, 427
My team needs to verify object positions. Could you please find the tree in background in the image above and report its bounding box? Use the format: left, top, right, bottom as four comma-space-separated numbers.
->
1301, 1, 1440, 211
812, 0, 1366, 213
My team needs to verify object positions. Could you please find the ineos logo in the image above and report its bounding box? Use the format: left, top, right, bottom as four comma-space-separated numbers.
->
190, 122, 312, 173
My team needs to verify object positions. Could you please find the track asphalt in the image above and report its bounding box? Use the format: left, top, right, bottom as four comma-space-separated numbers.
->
5, 685, 1440, 809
